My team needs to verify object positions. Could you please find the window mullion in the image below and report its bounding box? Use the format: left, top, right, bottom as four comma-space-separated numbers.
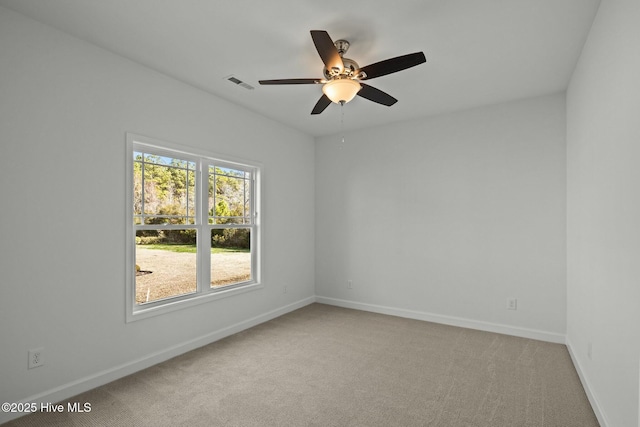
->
198, 160, 210, 294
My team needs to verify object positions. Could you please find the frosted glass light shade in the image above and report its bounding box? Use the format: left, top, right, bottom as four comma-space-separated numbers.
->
322, 79, 361, 104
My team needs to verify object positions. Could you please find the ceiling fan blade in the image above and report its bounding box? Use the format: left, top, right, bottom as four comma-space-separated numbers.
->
259, 78, 322, 85
357, 83, 398, 106
310, 30, 344, 73
357, 52, 426, 80
311, 94, 332, 115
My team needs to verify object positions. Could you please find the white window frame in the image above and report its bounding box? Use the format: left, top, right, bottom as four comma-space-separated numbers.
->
125, 133, 262, 322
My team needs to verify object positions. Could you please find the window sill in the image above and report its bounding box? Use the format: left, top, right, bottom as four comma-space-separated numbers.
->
126, 282, 263, 323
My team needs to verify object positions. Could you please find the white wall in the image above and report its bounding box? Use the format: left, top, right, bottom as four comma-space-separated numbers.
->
316, 93, 567, 340
0, 6, 315, 420
6, 1, 638, 425
566, 0, 640, 425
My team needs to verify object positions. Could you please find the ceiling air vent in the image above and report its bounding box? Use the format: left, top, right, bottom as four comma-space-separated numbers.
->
225, 75, 254, 90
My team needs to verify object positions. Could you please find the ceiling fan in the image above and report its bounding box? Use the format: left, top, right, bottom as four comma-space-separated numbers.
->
259, 30, 426, 115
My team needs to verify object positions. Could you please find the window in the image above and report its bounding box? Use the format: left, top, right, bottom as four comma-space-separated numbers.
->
126, 134, 261, 321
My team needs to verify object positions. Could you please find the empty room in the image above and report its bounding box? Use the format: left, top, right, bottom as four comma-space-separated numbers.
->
0, 1, 638, 426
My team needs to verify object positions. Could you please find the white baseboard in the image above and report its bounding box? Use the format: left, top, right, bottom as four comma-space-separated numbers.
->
566, 339, 609, 427
0, 296, 315, 425
315, 296, 566, 344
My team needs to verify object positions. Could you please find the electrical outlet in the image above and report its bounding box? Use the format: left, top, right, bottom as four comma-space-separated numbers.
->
587, 342, 592, 360
28, 348, 44, 369
282, 285, 287, 294
507, 297, 517, 310
347, 280, 353, 289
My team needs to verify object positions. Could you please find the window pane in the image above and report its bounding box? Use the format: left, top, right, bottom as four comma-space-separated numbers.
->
211, 228, 251, 288
209, 166, 251, 224
135, 154, 196, 225
135, 229, 197, 304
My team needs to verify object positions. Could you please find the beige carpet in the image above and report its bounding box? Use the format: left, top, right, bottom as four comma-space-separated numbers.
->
4, 303, 599, 427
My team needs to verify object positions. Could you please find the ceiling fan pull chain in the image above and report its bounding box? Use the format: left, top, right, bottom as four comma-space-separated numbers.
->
340, 101, 345, 146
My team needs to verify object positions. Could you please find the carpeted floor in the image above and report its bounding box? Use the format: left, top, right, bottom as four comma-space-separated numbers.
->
4, 303, 599, 426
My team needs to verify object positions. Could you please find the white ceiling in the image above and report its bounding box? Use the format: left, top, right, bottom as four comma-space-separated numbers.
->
0, 0, 600, 137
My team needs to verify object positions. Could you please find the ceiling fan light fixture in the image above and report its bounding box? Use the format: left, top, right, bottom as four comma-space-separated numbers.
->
322, 78, 361, 104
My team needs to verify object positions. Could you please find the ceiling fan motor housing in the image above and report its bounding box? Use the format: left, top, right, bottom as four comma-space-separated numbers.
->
322, 39, 360, 80
323, 58, 360, 79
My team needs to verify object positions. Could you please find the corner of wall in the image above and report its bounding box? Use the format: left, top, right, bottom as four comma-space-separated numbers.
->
565, 339, 609, 427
